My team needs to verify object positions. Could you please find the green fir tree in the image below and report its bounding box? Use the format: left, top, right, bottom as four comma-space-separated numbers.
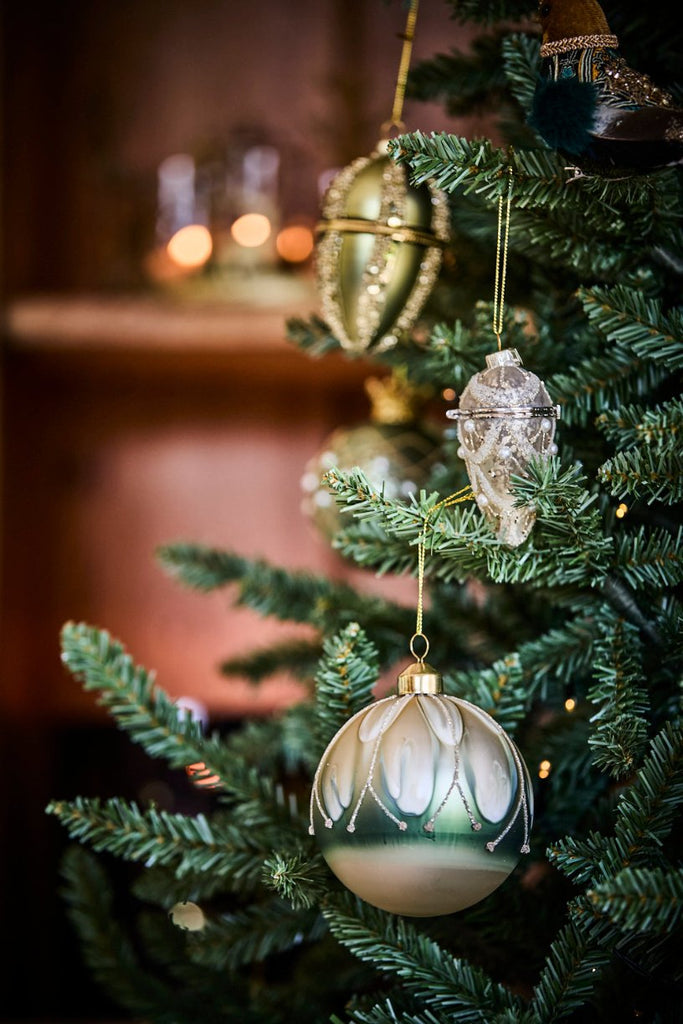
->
47, 0, 682, 1020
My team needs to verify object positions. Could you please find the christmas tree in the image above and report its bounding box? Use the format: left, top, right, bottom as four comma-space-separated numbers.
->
47, 0, 683, 1021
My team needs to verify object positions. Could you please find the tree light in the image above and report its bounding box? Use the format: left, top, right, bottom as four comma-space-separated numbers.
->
186, 762, 221, 788
231, 212, 272, 248
564, 697, 577, 712
166, 224, 213, 268
615, 502, 628, 518
538, 758, 552, 779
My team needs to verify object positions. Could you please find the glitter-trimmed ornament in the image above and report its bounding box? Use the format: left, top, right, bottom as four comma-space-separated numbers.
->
301, 371, 442, 540
447, 348, 560, 547
309, 653, 532, 917
315, 140, 449, 354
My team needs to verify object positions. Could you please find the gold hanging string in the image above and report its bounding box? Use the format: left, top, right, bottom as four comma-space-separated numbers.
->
412, 485, 473, 660
382, 0, 420, 136
492, 173, 514, 351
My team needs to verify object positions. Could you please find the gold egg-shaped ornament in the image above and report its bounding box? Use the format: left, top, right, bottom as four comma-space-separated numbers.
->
301, 371, 443, 541
447, 348, 561, 547
316, 139, 450, 354
309, 658, 532, 918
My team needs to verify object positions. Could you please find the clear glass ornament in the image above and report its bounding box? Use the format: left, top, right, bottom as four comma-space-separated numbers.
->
447, 348, 560, 546
309, 658, 532, 917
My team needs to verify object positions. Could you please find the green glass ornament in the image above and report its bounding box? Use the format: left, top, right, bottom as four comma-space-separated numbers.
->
309, 656, 532, 917
301, 371, 442, 541
315, 139, 450, 354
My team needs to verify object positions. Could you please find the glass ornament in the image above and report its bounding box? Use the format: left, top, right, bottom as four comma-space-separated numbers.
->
315, 139, 450, 354
447, 348, 560, 547
309, 657, 532, 917
301, 372, 442, 541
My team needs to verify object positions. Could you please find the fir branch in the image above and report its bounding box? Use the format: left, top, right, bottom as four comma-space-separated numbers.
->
611, 524, 683, 591
322, 893, 523, 1022
264, 849, 335, 911
613, 720, 683, 853
527, 920, 610, 1024
184, 900, 325, 971
220, 637, 321, 684
158, 542, 412, 656
59, 845, 177, 1013
587, 611, 649, 779
501, 33, 540, 114
314, 622, 379, 754
598, 447, 683, 505
285, 313, 342, 356
549, 350, 670, 427
595, 398, 683, 453
59, 623, 295, 833
47, 796, 273, 886
580, 285, 683, 372
547, 832, 632, 887
447, 652, 528, 734
586, 866, 683, 935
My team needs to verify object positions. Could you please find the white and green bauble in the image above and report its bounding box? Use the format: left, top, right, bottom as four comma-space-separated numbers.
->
447, 348, 560, 547
309, 657, 532, 917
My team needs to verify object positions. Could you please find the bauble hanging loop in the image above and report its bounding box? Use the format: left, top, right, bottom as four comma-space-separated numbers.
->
447, 348, 560, 547
315, 139, 450, 354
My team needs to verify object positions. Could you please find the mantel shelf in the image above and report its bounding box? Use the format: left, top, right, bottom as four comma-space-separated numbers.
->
4, 283, 321, 355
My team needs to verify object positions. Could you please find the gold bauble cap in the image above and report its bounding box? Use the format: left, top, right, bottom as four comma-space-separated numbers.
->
397, 660, 443, 695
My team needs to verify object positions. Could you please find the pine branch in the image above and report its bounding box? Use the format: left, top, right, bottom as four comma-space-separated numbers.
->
587, 611, 649, 779
501, 33, 540, 114
586, 866, 683, 935
549, 350, 670, 427
527, 920, 610, 1024
595, 398, 683, 453
47, 797, 276, 886
158, 542, 413, 659
598, 447, 683, 504
447, 652, 527, 734
580, 285, 683, 372
613, 720, 683, 853
264, 849, 336, 911
610, 524, 683, 591
285, 313, 341, 356
322, 893, 523, 1022
59, 622, 297, 834
183, 900, 325, 971
59, 845, 181, 1017
313, 622, 379, 755
220, 637, 321, 684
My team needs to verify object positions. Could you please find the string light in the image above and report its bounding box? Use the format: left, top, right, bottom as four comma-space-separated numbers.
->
231, 212, 272, 248
442, 388, 456, 402
186, 762, 221, 788
538, 759, 551, 779
615, 502, 628, 518
564, 697, 577, 712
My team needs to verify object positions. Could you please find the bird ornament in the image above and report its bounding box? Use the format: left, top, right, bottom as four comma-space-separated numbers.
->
529, 0, 683, 171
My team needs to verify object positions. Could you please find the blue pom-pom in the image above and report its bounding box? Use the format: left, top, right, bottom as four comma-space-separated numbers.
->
529, 75, 598, 156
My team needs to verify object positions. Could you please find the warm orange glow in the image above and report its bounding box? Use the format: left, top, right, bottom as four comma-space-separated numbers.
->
442, 388, 456, 402
186, 762, 221, 788
166, 224, 213, 268
565, 697, 577, 712
538, 759, 552, 779
276, 224, 314, 263
231, 212, 272, 248
616, 502, 628, 518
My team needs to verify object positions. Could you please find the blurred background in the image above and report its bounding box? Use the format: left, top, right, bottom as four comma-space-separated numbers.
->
0, 1, 483, 1019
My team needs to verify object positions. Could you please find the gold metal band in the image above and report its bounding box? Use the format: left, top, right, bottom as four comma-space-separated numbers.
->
315, 218, 447, 248
540, 33, 618, 57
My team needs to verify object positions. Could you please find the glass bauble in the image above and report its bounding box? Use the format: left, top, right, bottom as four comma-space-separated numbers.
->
315, 139, 450, 353
447, 348, 560, 547
301, 373, 442, 541
309, 660, 532, 917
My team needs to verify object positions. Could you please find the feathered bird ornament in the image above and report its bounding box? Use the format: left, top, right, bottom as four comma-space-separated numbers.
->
529, 0, 683, 171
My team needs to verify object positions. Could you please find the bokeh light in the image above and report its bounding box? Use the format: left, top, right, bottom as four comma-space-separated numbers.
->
166, 224, 213, 268
276, 224, 314, 263
231, 212, 272, 248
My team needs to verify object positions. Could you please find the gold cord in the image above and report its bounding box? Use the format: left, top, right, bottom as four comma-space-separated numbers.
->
382, 0, 420, 136
414, 486, 473, 652
492, 173, 514, 351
